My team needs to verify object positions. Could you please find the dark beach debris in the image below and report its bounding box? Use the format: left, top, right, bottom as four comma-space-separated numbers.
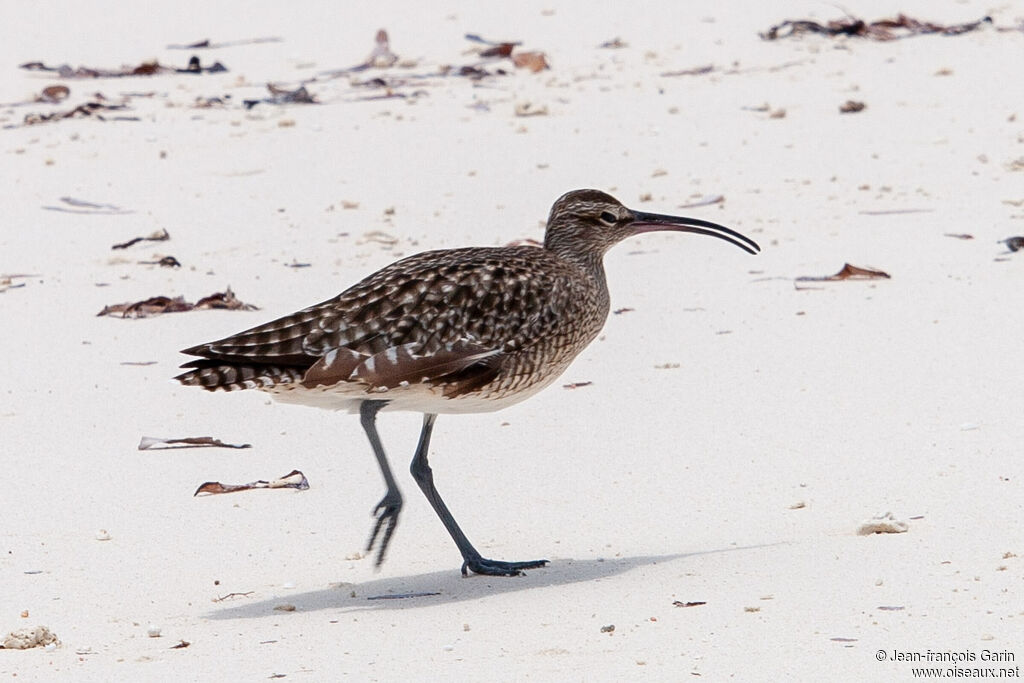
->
600, 624, 615, 633
366, 592, 441, 600
194, 469, 309, 496
944, 233, 974, 240
796, 263, 891, 282
112, 228, 170, 249
38, 85, 70, 103
167, 36, 282, 49
612, 307, 634, 315
212, 591, 255, 602
138, 255, 182, 268
21, 97, 136, 127
170, 640, 190, 649
598, 37, 628, 49
839, 100, 866, 114
243, 83, 317, 109
761, 14, 992, 41
464, 33, 523, 48
0, 274, 35, 293
18, 56, 226, 78
1002, 236, 1024, 252
673, 601, 707, 608
97, 286, 258, 318
660, 64, 715, 77
562, 381, 593, 390
44, 196, 134, 215
138, 436, 252, 451
465, 33, 550, 73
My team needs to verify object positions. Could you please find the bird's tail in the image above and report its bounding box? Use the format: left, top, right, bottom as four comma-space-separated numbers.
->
175, 361, 305, 392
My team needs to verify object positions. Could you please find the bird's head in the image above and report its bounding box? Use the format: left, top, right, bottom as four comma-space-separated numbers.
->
543, 189, 759, 261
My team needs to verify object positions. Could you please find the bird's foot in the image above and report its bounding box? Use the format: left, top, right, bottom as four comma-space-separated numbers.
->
461, 556, 549, 577
366, 491, 402, 568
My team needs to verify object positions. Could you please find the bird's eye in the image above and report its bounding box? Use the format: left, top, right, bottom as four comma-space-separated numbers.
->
599, 211, 617, 224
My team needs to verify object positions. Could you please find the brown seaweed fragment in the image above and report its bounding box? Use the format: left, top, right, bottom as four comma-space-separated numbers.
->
138, 436, 251, 450
112, 228, 170, 249
243, 83, 318, 109
796, 263, 891, 282
761, 14, 992, 41
97, 287, 257, 318
194, 470, 309, 496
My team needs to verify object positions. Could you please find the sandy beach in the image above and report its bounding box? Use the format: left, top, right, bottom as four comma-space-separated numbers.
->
2, 1, 1023, 680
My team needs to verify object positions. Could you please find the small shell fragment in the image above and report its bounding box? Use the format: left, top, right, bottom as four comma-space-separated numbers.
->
146, 625, 162, 638
857, 511, 909, 535
95, 529, 111, 541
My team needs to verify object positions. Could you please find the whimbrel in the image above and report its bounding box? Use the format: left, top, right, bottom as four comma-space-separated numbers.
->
176, 189, 759, 576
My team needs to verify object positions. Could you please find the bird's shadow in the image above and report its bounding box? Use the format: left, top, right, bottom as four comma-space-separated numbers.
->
205, 543, 776, 619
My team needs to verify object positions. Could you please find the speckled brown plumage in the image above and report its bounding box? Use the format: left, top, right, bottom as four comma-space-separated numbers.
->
175, 189, 759, 577
177, 245, 610, 411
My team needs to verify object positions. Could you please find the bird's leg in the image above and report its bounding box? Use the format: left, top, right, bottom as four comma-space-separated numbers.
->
410, 413, 548, 577
359, 400, 402, 568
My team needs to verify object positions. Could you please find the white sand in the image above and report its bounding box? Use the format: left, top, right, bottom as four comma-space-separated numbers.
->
2, 1, 1023, 680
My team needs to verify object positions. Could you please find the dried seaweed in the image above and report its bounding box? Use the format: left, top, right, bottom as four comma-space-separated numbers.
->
43, 196, 133, 215
673, 600, 707, 608
0, 274, 35, 293
796, 263, 891, 282
243, 83, 317, 109
97, 287, 257, 318
22, 98, 136, 126
167, 37, 281, 49
839, 100, 866, 114
194, 470, 309, 496
761, 14, 992, 41
1003, 236, 1024, 252
138, 256, 181, 268
19, 56, 226, 78
112, 228, 170, 249
138, 436, 251, 450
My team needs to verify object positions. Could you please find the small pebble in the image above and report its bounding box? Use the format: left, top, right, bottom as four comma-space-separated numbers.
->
95, 529, 111, 541
146, 625, 162, 638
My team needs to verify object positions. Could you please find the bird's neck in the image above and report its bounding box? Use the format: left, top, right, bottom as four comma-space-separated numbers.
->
550, 247, 610, 307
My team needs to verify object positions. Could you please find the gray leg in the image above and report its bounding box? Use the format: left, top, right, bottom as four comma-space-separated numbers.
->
410, 413, 548, 577
360, 400, 402, 568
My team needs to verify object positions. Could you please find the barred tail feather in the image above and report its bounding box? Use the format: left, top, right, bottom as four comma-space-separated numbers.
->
175, 362, 305, 392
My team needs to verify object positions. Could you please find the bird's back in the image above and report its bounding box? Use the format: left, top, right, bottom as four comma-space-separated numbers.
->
176, 244, 610, 413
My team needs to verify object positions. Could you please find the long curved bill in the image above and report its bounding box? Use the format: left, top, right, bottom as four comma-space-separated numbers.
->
630, 210, 760, 255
